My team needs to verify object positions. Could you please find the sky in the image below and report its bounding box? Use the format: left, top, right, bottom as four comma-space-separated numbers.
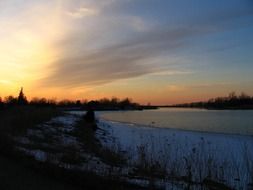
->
0, 0, 253, 105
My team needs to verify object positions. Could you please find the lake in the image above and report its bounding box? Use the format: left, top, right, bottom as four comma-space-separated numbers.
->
100, 108, 253, 136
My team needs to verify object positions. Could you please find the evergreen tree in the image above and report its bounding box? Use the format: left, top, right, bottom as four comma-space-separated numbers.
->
17, 87, 28, 105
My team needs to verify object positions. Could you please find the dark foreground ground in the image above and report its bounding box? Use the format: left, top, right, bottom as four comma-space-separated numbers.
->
0, 107, 146, 190
0, 156, 82, 190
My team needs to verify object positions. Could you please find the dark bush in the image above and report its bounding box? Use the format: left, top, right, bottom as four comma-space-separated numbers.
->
84, 109, 95, 123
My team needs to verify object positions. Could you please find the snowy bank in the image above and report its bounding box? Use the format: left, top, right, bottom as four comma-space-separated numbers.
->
96, 114, 253, 190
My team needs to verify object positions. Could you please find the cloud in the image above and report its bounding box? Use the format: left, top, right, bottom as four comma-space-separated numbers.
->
40, 26, 205, 88
0, 80, 13, 85
38, 0, 253, 89
66, 7, 98, 18
150, 70, 194, 76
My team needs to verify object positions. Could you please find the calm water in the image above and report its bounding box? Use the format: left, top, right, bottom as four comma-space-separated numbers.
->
100, 108, 253, 135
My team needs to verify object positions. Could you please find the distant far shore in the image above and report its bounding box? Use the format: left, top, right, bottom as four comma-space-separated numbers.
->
160, 92, 253, 110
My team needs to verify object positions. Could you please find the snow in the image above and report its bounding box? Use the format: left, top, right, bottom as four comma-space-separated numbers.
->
15, 112, 81, 159
96, 115, 253, 189
14, 112, 127, 178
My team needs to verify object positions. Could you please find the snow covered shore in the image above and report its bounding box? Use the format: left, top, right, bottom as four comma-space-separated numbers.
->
13, 111, 253, 189
96, 114, 253, 190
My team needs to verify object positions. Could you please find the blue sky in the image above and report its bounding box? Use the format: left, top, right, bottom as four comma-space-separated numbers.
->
0, 0, 253, 104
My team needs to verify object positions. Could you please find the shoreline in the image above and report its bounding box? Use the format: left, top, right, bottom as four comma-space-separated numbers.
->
97, 115, 253, 150
96, 114, 253, 189
98, 112, 253, 138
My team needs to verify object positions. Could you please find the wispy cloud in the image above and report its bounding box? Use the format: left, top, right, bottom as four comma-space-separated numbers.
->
66, 7, 98, 18
0, 80, 13, 85
150, 70, 194, 76
40, 16, 250, 88
40, 26, 206, 88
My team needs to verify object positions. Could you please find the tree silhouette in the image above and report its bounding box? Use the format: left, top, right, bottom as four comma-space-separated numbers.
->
0, 97, 4, 110
174, 92, 253, 109
17, 87, 28, 105
5, 95, 17, 105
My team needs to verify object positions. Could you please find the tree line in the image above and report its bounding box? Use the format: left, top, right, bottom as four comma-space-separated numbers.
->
0, 88, 141, 111
173, 92, 253, 109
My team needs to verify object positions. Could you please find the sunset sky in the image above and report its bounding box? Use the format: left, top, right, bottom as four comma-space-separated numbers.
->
0, 0, 253, 105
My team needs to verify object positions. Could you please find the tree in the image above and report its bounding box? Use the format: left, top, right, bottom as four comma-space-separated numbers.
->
5, 96, 17, 105
228, 92, 237, 100
120, 98, 132, 109
17, 87, 28, 105
0, 97, 4, 110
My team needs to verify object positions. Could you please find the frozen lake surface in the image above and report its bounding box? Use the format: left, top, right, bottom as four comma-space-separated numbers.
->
100, 108, 253, 136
